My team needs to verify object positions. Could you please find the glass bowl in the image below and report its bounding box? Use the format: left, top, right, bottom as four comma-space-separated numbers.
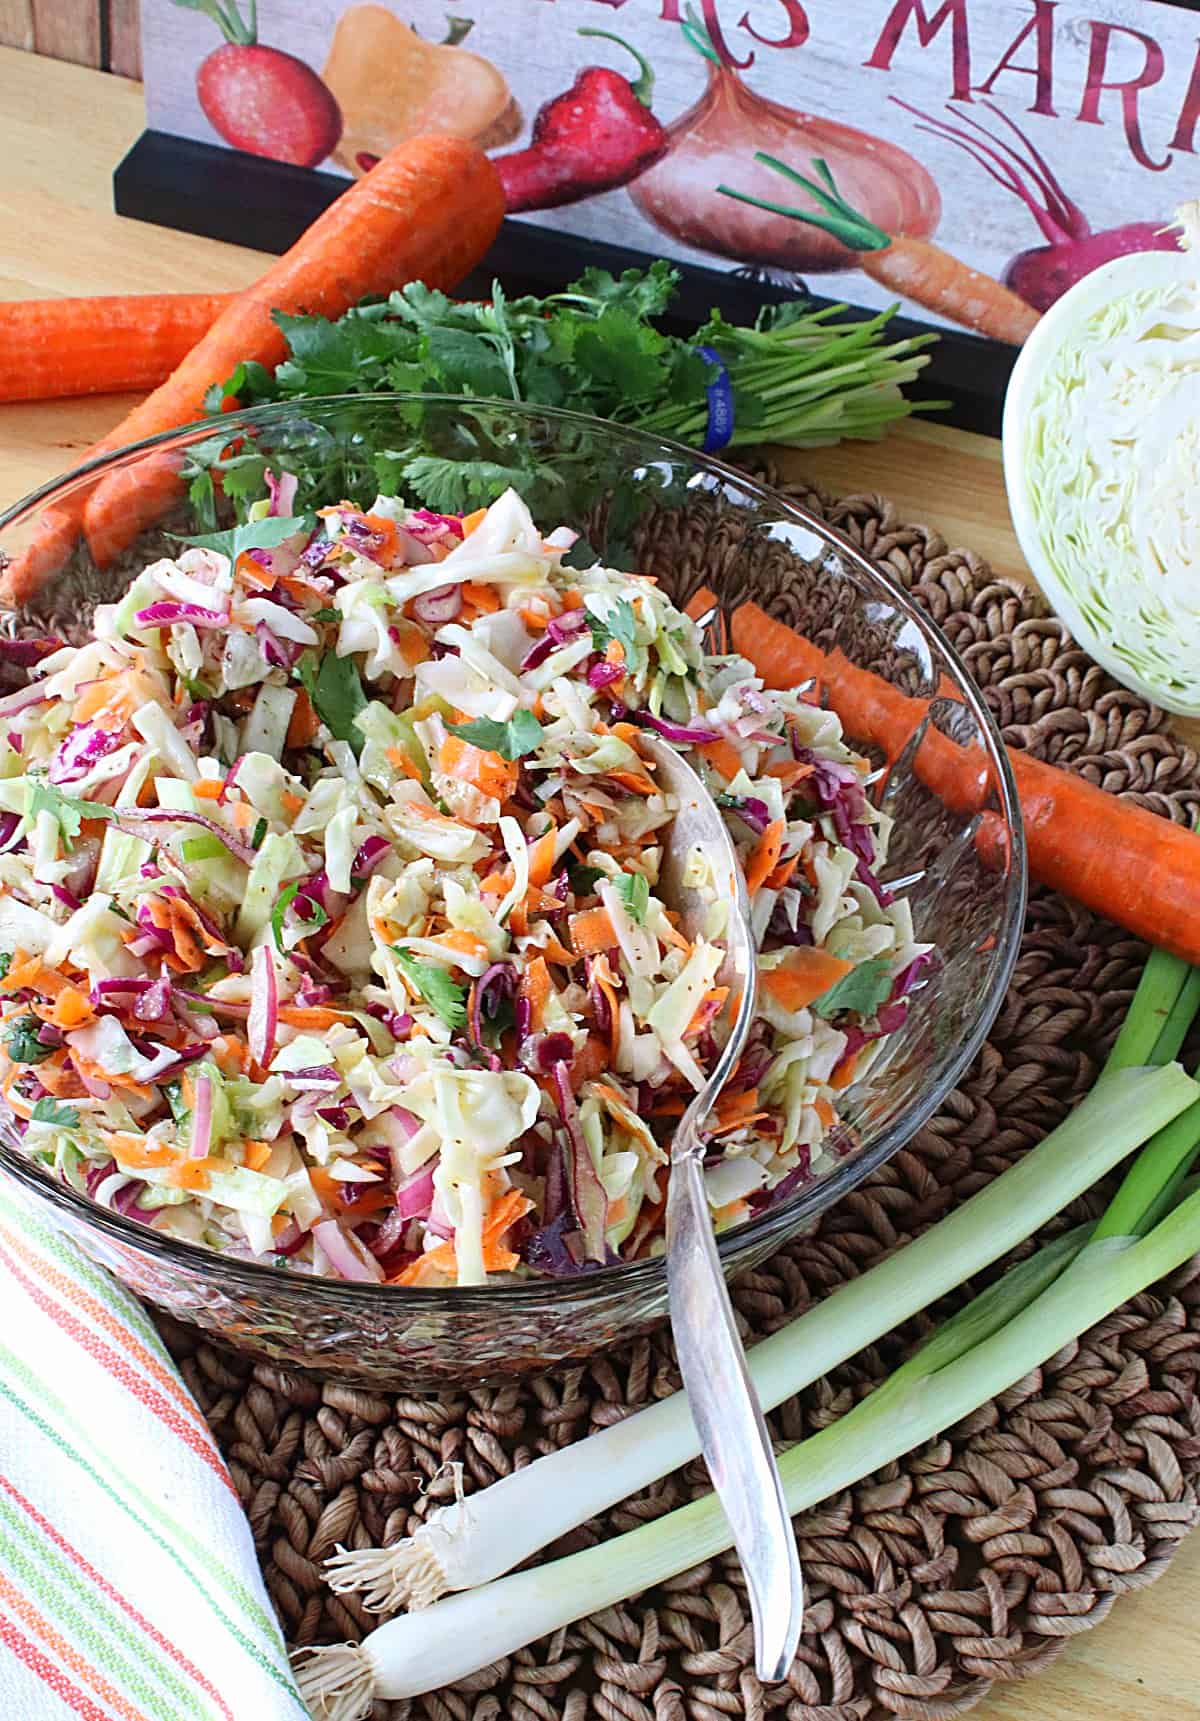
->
0, 397, 1025, 1388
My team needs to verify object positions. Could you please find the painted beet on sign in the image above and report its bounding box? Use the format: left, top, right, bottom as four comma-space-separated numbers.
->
141, 0, 1200, 345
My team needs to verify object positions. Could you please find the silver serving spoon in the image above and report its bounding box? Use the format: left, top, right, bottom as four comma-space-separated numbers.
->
641, 732, 805, 1681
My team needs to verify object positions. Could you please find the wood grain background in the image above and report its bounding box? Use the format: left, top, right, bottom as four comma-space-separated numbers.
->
0, 0, 140, 77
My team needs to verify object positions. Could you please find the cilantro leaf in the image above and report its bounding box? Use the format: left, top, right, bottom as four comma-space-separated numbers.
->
612, 872, 650, 925
558, 261, 680, 320
294, 650, 367, 751
178, 513, 313, 564
569, 863, 604, 897
587, 598, 638, 661
447, 710, 544, 761
31, 1097, 80, 1128
271, 308, 403, 396
393, 950, 468, 1030
402, 454, 559, 515
311, 607, 340, 622
811, 957, 895, 1021
0, 953, 11, 983
27, 782, 117, 849
4, 1016, 53, 1065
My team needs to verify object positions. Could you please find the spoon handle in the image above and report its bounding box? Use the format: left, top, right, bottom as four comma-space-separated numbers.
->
665, 1150, 805, 1681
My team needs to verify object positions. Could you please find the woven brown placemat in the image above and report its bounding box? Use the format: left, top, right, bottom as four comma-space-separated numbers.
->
157, 474, 1200, 1720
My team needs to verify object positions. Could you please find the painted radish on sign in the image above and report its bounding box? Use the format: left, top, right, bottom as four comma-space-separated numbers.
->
176, 0, 343, 168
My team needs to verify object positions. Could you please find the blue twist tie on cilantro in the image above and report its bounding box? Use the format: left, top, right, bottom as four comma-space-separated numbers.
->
696, 345, 735, 454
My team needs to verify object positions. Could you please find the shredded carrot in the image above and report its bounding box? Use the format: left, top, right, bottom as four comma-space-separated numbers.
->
286, 690, 320, 749
685, 985, 729, 1038
696, 738, 742, 783
43, 987, 95, 1031
280, 791, 305, 818
361, 512, 400, 566
102, 1132, 178, 1169
607, 769, 657, 797
569, 907, 616, 956
569, 1035, 610, 1089
437, 733, 517, 803
384, 745, 425, 782
745, 819, 785, 896
242, 1139, 272, 1172
5, 953, 66, 998
336, 1182, 393, 1217
459, 580, 500, 616
425, 928, 490, 963
764, 854, 800, 891
829, 1050, 859, 1091
392, 1189, 534, 1284
519, 955, 551, 1033
307, 1166, 340, 1203
592, 956, 621, 1060
527, 824, 558, 887
192, 778, 224, 800
813, 1096, 836, 1129
276, 1005, 353, 1029
235, 551, 276, 590
461, 508, 487, 535
759, 948, 854, 1013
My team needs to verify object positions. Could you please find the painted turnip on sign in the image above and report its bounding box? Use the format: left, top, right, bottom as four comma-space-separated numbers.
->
140, 0, 1200, 346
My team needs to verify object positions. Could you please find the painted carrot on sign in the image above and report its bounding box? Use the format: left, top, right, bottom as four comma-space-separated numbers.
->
719, 154, 1041, 344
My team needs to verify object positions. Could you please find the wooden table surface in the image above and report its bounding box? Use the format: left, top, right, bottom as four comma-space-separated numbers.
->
2, 44, 1198, 1721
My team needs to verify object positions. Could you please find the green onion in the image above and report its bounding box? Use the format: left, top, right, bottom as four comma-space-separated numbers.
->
324, 1055, 1197, 1616
180, 833, 230, 863
301, 1167, 1200, 1710
302, 954, 1200, 1716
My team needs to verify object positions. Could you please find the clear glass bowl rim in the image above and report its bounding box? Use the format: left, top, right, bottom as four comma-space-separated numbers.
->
0, 393, 1027, 1307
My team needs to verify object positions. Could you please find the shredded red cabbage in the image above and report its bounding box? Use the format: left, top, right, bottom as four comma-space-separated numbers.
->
134, 601, 229, 629
637, 709, 715, 745
265, 468, 299, 517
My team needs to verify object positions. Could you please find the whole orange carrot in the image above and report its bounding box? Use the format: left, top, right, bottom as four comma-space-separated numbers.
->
689, 586, 1200, 966
1, 133, 502, 601
0, 293, 234, 403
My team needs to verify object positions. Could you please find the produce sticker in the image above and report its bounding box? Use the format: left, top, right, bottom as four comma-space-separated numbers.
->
142, 0, 1200, 345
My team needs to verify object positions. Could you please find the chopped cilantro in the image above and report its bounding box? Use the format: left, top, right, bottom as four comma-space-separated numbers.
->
30, 1097, 80, 1128
393, 950, 468, 1031
178, 513, 314, 564
568, 863, 604, 897
4, 1016, 53, 1065
311, 607, 341, 622
613, 871, 650, 924
0, 953, 10, 982
588, 598, 638, 661
295, 649, 367, 752
812, 957, 895, 1021
251, 817, 268, 850
447, 709, 544, 762
27, 781, 117, 849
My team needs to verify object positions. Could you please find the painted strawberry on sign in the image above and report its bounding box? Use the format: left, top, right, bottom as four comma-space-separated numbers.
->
174, 0, 343, 168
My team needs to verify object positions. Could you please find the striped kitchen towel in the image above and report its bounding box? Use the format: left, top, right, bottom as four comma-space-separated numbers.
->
0, 1180, 309, 1721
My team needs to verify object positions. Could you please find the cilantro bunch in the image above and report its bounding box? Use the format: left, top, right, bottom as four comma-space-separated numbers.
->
184, 267, 937, 530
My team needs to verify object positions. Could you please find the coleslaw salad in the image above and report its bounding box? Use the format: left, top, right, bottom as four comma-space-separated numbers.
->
0, 486, 932, 1287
